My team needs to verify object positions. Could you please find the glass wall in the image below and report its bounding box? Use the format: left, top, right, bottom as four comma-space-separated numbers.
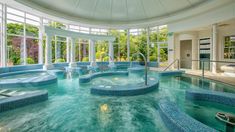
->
130, 28, 147, 61
224, 36, 235, 59
0, 3, 168, 67
0, 4, 2, 66
6, 7, 40, 66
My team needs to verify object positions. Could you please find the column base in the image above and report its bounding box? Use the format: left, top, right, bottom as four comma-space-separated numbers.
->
108, 61, 115, 67
43, 64, 54, 70
90, 61, 97, 67
69, 62, 77, 68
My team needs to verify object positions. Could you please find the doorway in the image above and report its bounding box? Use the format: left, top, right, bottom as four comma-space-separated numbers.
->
180, 40, 192, 69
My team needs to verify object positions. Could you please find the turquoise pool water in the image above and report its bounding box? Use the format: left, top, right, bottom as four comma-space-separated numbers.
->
0, 71, 234, 132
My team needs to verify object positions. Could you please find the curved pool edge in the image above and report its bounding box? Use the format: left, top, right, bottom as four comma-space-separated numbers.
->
0, 90, 48, 113
90, 79, 159, 96
0, 70, 57, 88
186, 89, 235, 107
79, 71, 129, 84
158, 99, 217, 132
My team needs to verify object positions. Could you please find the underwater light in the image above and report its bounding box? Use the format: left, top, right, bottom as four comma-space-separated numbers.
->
100, 104, 108, 112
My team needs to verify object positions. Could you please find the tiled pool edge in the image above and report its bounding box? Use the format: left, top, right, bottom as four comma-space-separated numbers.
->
0, 90, 48, 113
79, 71, 129, 83
158, 99, 217, 132
90, 80, 159, 96
186, 89, 235, 107
158, 70, 185, 76
0, 70, 57, 88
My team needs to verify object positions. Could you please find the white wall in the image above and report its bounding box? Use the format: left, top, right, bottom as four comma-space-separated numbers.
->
168, 1, 235, 33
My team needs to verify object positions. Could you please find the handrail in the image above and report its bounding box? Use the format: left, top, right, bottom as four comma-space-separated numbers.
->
131, 52, 148, 86
163, 59, 179, 71
191, 60, 235, 63
181, 59, 235, 78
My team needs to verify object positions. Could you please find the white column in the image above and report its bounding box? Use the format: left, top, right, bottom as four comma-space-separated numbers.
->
147, 27, 150, 62
157, 43, 160, 64
192, 37, 198, 70
38, 17, 43, 64
167, 33, 175, 67
108, 41, 114, 66
212, 24, 218, 73
108, 41, 114, 62
89, 40, 96, 66
23, 13, 27, 65
1, 4, 7, 67
43, 34, 53, 70
78, 39, 81, 62
69, 37, 77, 67
66, 37, 70, 63
127, 29, 130, 61
54, 36, 58, 61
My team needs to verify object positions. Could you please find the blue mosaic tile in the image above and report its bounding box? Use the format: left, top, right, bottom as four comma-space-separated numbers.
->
0, 70, 57, 88
0, 90, 48, 113
158, 99, 217, 132
79, 71, 129, 84
158, 70, 185, 76
186, 89, 235, 107
91, 79, 159, 96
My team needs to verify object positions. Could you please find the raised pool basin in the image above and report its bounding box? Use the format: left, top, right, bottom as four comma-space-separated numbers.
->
79, 71, 129, 84
0, 70, 57, 88
91, 78, 159, 96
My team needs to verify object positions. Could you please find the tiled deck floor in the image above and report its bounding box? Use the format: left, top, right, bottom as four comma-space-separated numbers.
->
150, 68, 235, 86
184, 69, 235, 86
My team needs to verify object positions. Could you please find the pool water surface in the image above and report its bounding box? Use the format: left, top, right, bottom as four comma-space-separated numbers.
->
0, 71, 234, 132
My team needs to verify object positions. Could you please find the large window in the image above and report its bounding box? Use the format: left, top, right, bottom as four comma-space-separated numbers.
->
130, 28, 147, 61
95, 40, 108, 61
149, 25, 168, 63
0, 3, 169, 66
6, 7, 40, 66
224, 36, 235, 59
0, 4, 2, 66
108, 29, 127, 61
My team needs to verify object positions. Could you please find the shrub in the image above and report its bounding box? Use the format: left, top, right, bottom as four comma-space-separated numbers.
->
103, 56, 109, 61
82, 57, 89, 62
27, 58, 35, 64
149, 56, 157, 61
56, 58, 65, 63
16, 57, 35, 64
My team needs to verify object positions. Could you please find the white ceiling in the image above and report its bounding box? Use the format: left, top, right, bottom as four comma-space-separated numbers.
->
11, 0, 234, 28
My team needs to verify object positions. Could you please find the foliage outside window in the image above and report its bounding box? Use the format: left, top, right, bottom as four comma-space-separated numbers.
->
7, 7, 40, 66
224, 36, 235, 59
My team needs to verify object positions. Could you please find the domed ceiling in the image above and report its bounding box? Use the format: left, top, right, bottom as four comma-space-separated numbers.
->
15, 0, 231, 28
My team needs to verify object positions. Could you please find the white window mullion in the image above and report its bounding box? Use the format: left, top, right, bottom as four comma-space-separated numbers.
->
22, 12, 27, 65
1, 4, 7, 67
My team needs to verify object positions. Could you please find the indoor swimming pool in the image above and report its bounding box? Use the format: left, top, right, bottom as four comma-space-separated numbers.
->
0, 70, 234, 132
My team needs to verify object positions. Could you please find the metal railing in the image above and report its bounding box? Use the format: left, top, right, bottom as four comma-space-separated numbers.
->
163, 59, 179, 71
132, 52, 148, 86
191, 60, 235, 78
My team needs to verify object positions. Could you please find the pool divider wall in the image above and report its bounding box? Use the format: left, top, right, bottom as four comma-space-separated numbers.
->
158, 99, 217, 132
90, 79, 159, 96
79, 71, 129, 84
0, 90, 48, 113
158, 70, 185, 76
0, 70, 57, 88
186, 89, 235, 107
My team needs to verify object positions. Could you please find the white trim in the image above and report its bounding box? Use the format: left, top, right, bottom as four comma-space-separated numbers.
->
44, 26, 115, 42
